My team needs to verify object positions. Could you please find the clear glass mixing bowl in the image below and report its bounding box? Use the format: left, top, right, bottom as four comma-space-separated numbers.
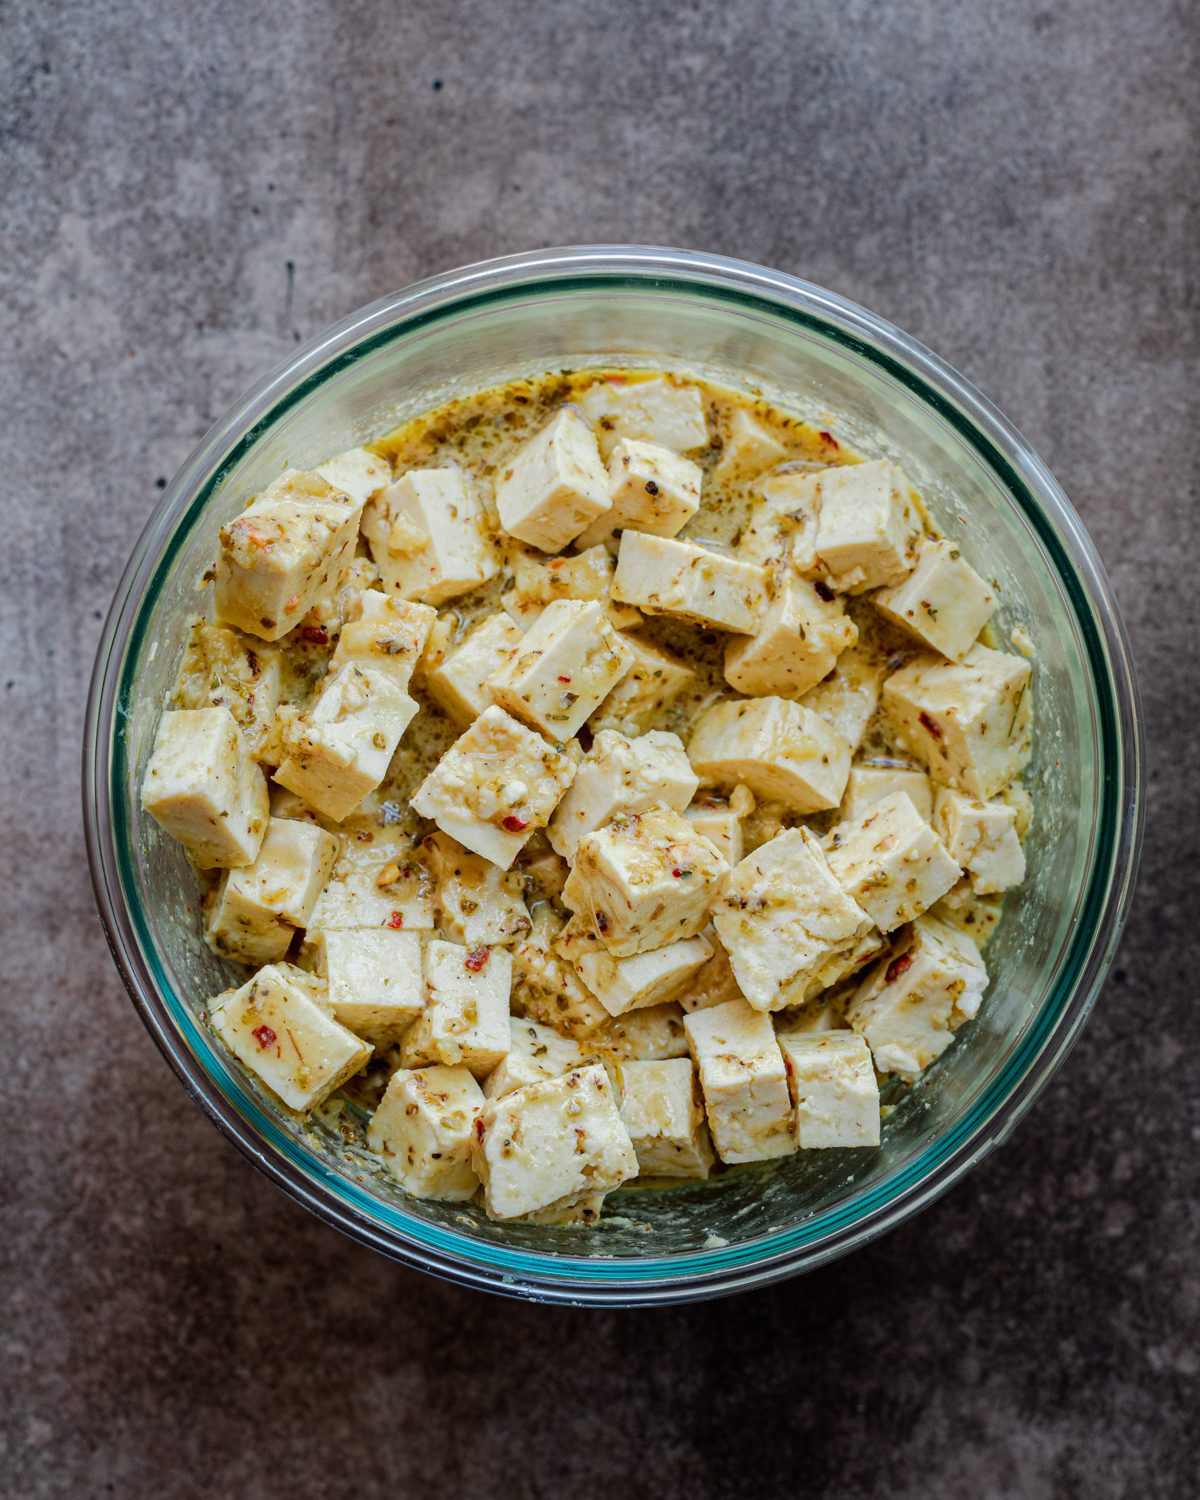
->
83, 247, 1143, 1305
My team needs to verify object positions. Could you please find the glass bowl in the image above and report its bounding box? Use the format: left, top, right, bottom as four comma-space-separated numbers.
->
83, 246, 1143, 1305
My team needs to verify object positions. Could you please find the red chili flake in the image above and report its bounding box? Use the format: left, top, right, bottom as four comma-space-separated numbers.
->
465, 946, 490, 972
502, 813, 529, 832
474, 1118, 486, 1142
814, 580, 835, 603
251, 1024, 277, 1049
301, 625, 329, 645
918, 711, 943, 741
386, 910, 404, 929
885, 953, 913, 984
818, 429, 840, 449
557, 674, 572, 683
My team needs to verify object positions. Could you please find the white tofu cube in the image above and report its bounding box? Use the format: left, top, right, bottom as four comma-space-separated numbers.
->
688, 696, 852, 813
504, 544, 633, 630
617, 1058, 713, 1178
613, 532, 768, 633
368, 1064, 484, 1201
999, 778, 1034, 840
483, 1018, 583, 1100
683, 998, 795, 1164
777, 1031, 881, 1149
142, 707, 269, 869
274, 663, 418, 822
840, 765, 933, 822
714, 408, 789, 481
315, 445, 392, 507
586, 1001, 690, 1063
494, 408, 611, 552
780, 990, 851, 1034
172, 622, 282, 760
724, 576, 858, 698
363, 466, 498, 604
847, 915, 988, 1080
209, 962, 371, 1113
215, 470, 362, 641
825, 791, 960, 932
516, 1193, 607, 1227
401, 939, 513, 1078
738, 469, 822, 571
812, 460, 921, 594
928, 877, 1004, 948
677, 927, 745, 1012
873, 538, 996, 662
410, 705, 580, 869
712, 827, 879, 1012
589, 631, 695, 735
309, 927, 425, 1043
578, 375, 709, 455
577, 438, 702, 544
562, 805, 729, 958
422, 611, 522, 725
491, 599, 633, 739
471, 1065, 638, 1220
205, 816, 340, 964
933, 788, 1026, 895
548, 728, 698, 860
882, 644, 1033, 798
422, 830, 531, 947
799, 643, 885, 753
306, 823, 434, 932
556, 916, 714, 1018
329, 588, 437, 693
684, 800, 744, 867
511, 906, 610, 1038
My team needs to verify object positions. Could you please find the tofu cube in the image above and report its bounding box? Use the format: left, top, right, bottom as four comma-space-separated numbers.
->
401, 939, 513, 1078
362, 466, 498, 604
873, 538, 996, 662
617, 1058, 713, 1178
329, 588, 437, 693
306, 823, 434, 932
215, 470, 362, 641
209, 962, 371, 1113
882, 644, 1033, 798
677, 927, 745, 1012
738, 469, 822, 571
471, 1065, 638, 1220
367, 1064, 484, 1202
712, 827, 879, 1012
724, 576, 858, 698
172, 622, 282, 760
511, 906, 610, 1039
410, 705, 580, 869
423, 830, 531, 947
309, 927, 425, 1043
315, 445, 392, 507
142, 707, 269, 869
812, 460, 921, 594
825, 791, 960, 932
491, 599, 633, 739
504, 544, 634, 629
577, 438, 702, 544
562, 806, 729, 958
714, 408, 789, 482
422, 611, 522, 725
494, 408, 612, 552
841, 765, 933, 822
777, 1031, 881, 1149
578, 375, 709, 455
847, 915, 988, 1080
613, 532, 768, 633
928, 877, 1004, 948
205, 816, 340, 964
688, 696, 852, 813
779, 990, 851, 1034
274, 663, 418, 822
556, 916, 714, 1018
799, 644, 885, 753
589, 631, 695, 735
483, 1018, 583, 1100
683, 998, 795, 1164
999, 778, 1034, 840
933, 788, 1026, 895
515, 832, 570, 901
684, 800, 744, 868
548, 728, 698, 860
586, 1001, 690, 1063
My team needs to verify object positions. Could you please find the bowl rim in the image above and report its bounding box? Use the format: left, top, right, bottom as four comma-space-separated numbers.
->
83, 245, 1145, 1305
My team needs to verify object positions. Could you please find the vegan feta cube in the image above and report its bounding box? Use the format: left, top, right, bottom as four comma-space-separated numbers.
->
714, 408, 789, 481
840, 764, 933, 822
613, 532, 768, 633
683, 998, 795, 1164
511, 905, 610, 1039
578, 375, 709, 455
825, 791, 960, 932
688, 695, 852, 813
577, 437, 702, 544
812, 459, 921, 594
410, 704, 580, 869
873, 538, 996, 662
491, 599, 633, 739
684, 800, 744, 868
306, 822, 434, 932
504, 543, 637, 629
494, 407, 611, 552
423, 830, 531, 947
932, 788, 1026, 895
617, 1058, 714, 1178
205, 816, 340, 965
329, 588, 437, 693
483, 1018, 583, 1100
799, 643, 885, 752
309, 927, 425, 1043
142, 706, 269, 869
724, 575, 858, 699
556, 915, 714, 1018
928, 877, 1004, 948
401, 939, 513, 1078
738, 469, 822, 571
677, 927, 745, 1013
315, 445, 392, 507
422, 611, 522, 725
777, 1031, 881, 1149
171, 622, 282, 760
586, 1001, 690, 1062
368, 1064, 484, 1201
589, 631, 695, 735
209, 962, 371, 1113
362, 466, 499, 605
548, 728, 698, 860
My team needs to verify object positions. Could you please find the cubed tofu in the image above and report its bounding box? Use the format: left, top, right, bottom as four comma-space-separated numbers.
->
274, 663, 418, 822
515, 833, 570, 901
998, 779, 1034, 840
410, 705, 580, 869
172, 622, 282, 760
315, 445, 392, 507
688, 696, 852, 813
847, 916, 988, 1080
932, 788, 1026, 895
712, 828, 879, 1012
799, 644, 885, 753
422, 830, 531, 946
577, 438, 702, 545
589, 631, 695, 735
677, 927, 745, 1012
483, 1018, 583, 1100
724, 576, 858, 698
556, 916, 714, 1018
562, 806, 729, 958
684, 800, 744, 868
714, 408, 789, 481
777, 1031, 881, 1149
215, 470, 363, 641
586, 1001, 690, 1063
329, 588, 437, 693
873, 538, 996, 662
927, 877, 1004, 948
307, 822, 435, 932
516, 1193, 607, 1226
494, 408, 611, 552
298, 554, 382, 639
422, 611, 522, 725
511, 906, 610, 1039
491, 599, 633, 739
738, 469, 822, 571
363, 466, 498, 604
617, 1058, 714, 1178
825, 791, 960, 932
471, 1065, 638, 1220
505, 544, 628, 630
779, 988, 851, 1034
368, 1064, 484, 1201
613, 532, 768, 633
578, 375, 709, 455
882, 644, 1033, 798
812, 460, 921, 594
684, 998, 795, 1164
401, 939, 513, 1078
142, 706, 269, 869
205, 816, 341, 964
309, 927, 425, 1043
209, 962, 371, 1113
840, 765, 933, 822
548, 728, 698, 860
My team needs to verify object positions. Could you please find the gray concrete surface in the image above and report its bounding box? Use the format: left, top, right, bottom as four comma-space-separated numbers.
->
2, 1, 1196, 1495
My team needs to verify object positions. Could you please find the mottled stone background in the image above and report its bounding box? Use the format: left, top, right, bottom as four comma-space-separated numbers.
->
1, 1, 1195, 1495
